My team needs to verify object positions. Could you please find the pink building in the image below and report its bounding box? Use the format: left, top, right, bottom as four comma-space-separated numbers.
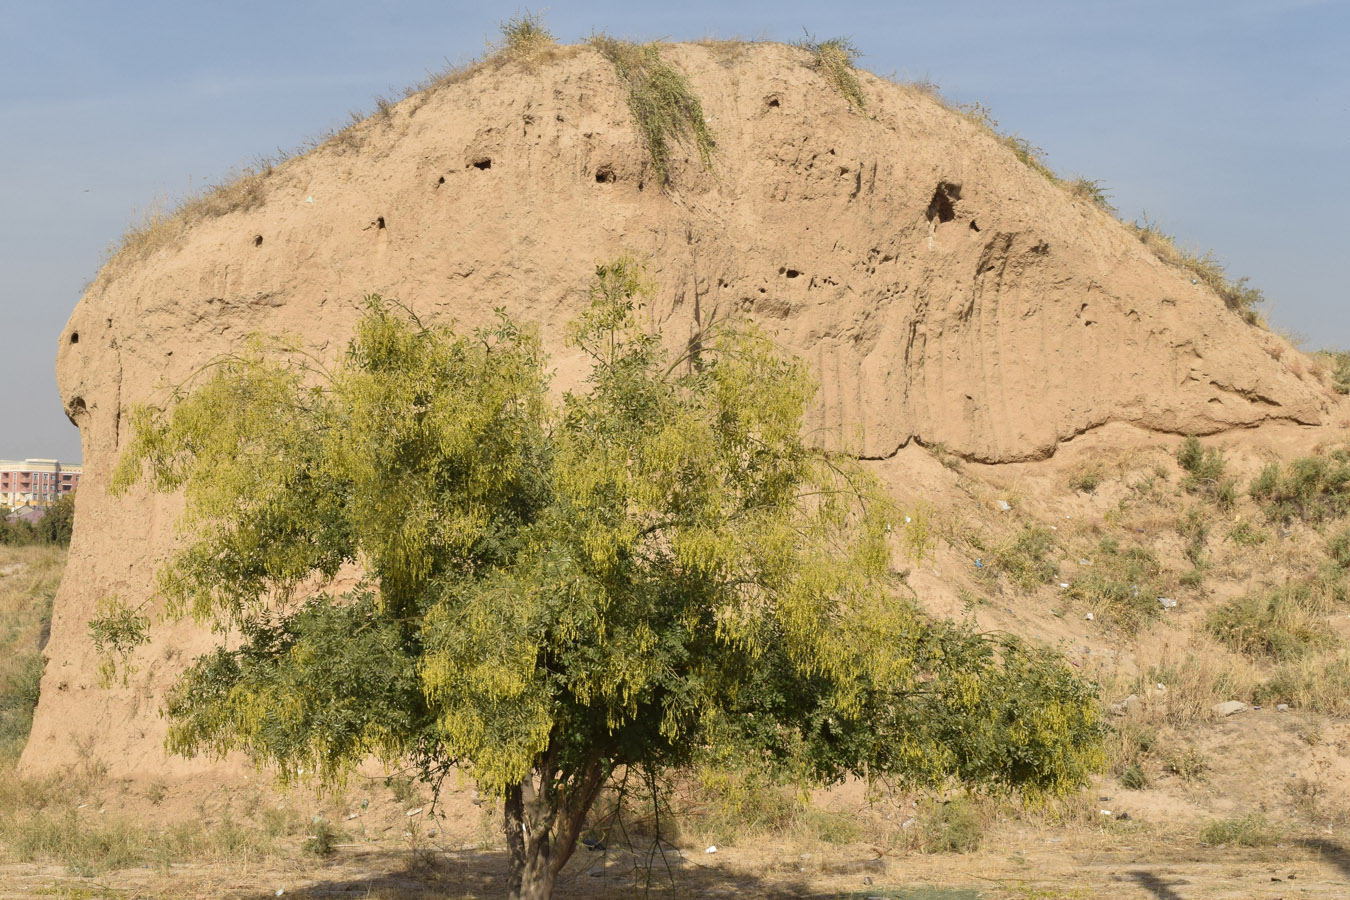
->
0, 459, 81, 508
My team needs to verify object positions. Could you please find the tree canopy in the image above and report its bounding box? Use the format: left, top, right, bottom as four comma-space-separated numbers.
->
104, 259, 1102, 900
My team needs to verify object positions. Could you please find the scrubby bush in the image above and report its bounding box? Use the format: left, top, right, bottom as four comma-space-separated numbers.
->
1328, 527, 1350, 569
1206, 578, 1340, 661
1256, 653, 1350, 715
1068, 467, 1102, 493
1199, 813, 1280, 847
1118, 763, 1148, 790
497, 10, 555, 62
1249, 452, 1350, 523
920, 796, 983, 853
1317, 349, 1350, 394
1066, 538, 1164, 633
1227, 521, 1269, 547
990, 525, 1059, 590
1176, 437, 1235, 506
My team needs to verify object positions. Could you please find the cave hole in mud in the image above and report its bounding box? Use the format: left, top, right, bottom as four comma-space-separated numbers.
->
765, 94, 781, 109
969, 220, 980, 233
69, 332, 78, 345
66, 396, 86, 427
253, 234, 263, 247
437, 176, 446, 186
595, 165, 615, 184
376, 216, 386, 230
926, 181, 962, 224
470, 157, 492, 170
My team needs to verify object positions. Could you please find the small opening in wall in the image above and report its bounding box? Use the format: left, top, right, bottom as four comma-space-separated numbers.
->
470, 157, 491, 170
253, 234, 263, 247
376, 216, 386, 230
69, 332, 79, 344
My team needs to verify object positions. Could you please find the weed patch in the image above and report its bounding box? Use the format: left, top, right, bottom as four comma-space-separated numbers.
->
1176, 437, 1235, 507
0, 546, 64, 759
495, 10, 555, 64
1315, 349, 1350, 394
919, 796, 983, 853
1206, 577, 1341, 661
797, 34, 866, 111
989, 526, 1058, 591
1065, 538, 1163, 633
1132, 216, 1265, 323
1250, 451, 1350, 523
591, 37, 715, 185
1198, 813, 1281, 847
1256, 653, 1350, 715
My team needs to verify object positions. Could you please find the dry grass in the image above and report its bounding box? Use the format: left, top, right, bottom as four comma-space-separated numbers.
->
0, 766, 308, 876
494, 10, 556, 64
1256, 652, 1350, 715
0, 545, 64, 759
1131, 216, 1266, 324
1124, 637, 1263, 728
796, 34, 866, 112
1206, 574, 1343, 661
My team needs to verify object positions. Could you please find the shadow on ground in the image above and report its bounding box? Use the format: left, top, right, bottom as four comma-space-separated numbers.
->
1128, 870, 1188, 900
220, 846, 982, 899
1300, 839, 1350, 884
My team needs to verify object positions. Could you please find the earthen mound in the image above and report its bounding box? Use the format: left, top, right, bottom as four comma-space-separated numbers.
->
26, 41, 1334, 776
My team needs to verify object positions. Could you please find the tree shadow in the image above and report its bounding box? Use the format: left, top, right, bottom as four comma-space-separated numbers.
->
1300, 838, 1350, 883
225, 845, 902, 899
1128, 869, 1188, 900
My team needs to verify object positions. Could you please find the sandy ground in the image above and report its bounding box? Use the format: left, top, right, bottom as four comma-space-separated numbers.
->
2, 826, 1347, 900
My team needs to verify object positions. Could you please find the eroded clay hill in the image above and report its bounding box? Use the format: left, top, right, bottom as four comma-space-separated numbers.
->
26, 42, 1335, 775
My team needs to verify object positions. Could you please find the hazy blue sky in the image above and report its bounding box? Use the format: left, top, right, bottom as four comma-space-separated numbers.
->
2, 0, 1346, 462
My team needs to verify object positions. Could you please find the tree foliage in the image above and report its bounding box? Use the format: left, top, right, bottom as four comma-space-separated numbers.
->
0, 493, 76, 547
105, 259, 1101, 899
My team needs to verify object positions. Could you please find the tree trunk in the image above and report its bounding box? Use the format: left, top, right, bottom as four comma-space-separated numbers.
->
503, 759, 607, 900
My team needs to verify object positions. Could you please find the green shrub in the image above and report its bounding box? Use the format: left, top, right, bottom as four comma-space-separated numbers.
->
1206, 579, 1339, 661
1065, 538, 1164, 633
497, 10, 555, 62
990, 525, 1058, 590
1199, 813, 1280, 847
796, 34, 865, 111
1163, 746, 1209, 782
302, 818, 344, 856
1118, 763, 1148, 790
1228, 521, 1269, 547
920, 796, 982, 853
591, 37, 715, 185
1177, 506, 1210, 566
1176, 437, 1234, 505
1317, 349, 1350, 394
1249, 453, 1350, 523
1328, 527, 1350, 568
1068, 468, 1102, 493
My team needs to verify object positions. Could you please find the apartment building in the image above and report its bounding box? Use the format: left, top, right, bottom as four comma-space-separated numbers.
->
0, 459, 82, 508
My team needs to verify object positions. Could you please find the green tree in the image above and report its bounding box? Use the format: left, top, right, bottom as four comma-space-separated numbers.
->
35, 492, 76, 546
103, 259, 1101, 900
